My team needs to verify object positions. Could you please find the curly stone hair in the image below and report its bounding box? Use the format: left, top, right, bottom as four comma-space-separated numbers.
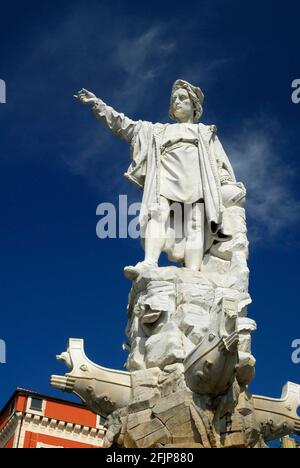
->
169, 79, 204, 123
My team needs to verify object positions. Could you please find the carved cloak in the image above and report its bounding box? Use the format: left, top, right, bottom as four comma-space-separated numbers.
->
124, 121, 238, 261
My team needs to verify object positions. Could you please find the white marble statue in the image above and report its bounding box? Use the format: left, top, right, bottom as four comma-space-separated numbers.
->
74, 80, 246, 279
51, 80, 300, 449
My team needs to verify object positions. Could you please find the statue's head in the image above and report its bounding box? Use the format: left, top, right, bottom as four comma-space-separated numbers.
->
169, 80, 204, 123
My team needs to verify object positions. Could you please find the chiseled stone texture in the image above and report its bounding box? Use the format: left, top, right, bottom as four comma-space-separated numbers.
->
126, 271, 251, 374
103, 365, 264, 449
51, 84, 300, 449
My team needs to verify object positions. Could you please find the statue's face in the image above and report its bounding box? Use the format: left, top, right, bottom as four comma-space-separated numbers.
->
171, 88, 194, 123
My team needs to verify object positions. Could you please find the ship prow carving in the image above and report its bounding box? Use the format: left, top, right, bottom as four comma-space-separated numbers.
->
51, 338, 300, 444
51, 338, 132, 417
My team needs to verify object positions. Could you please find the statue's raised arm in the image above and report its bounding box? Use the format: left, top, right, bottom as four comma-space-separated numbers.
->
74, 88, 138, 143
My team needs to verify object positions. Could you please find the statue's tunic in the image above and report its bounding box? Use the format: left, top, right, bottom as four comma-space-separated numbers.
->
160, 124, 203, 204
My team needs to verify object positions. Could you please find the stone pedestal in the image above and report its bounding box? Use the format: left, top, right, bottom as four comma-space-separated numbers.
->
52, 82, 300, 448
125, 265, 253, 377
104, 365, 264, 449
102, 260, 261, 448
51, 204, 300, 448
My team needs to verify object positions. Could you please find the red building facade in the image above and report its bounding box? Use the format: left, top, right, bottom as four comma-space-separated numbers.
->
0, 389, 106, 448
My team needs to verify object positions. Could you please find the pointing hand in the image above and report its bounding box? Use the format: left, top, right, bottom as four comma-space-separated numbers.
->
74, 88, 98, 105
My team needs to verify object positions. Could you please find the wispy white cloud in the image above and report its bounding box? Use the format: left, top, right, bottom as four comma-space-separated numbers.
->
6, 5, 299, 246
58, 21, 176, 195
180, 57, 233, 90
7, 7, 176, 194
111, 25, 175, 111
224, 118, 300, 243
60, 124, 134, 200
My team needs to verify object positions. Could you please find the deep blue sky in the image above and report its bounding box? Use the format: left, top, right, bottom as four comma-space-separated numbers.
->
0, 0, 300, 413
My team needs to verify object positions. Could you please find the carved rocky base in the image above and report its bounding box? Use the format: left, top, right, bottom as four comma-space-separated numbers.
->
51, 262, 300, 448
51, 339, 300, 448
104, 365, 264, 449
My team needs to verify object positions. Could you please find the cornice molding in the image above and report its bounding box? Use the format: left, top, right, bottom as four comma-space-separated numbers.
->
0, 411, 106, 448
0, 412, 22, 448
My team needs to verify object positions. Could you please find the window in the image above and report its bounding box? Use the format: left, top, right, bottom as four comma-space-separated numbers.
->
30, 398, 43, 412
26, 396, 46, 415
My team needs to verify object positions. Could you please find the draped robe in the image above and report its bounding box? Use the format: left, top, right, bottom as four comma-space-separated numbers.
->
93, 99, 245, 262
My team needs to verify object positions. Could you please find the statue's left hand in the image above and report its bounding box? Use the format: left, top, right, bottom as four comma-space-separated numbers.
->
74, 88, 98, 106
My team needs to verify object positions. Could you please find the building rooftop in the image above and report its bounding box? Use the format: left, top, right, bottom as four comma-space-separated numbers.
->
0, 388, 88, 419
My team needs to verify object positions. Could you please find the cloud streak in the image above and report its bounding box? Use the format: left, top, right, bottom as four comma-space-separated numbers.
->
5, 4, 299, 245
225, 119, 300, 243
111, 25, 175, 112
59, 21, 176, 196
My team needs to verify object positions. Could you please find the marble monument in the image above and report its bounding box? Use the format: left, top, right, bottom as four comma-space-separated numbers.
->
51, 80, 300, 448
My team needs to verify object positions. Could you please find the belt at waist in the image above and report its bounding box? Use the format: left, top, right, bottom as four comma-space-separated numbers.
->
161, 138, 199, 155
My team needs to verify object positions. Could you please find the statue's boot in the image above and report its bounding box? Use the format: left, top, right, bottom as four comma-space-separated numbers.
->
124, 260, 158, 280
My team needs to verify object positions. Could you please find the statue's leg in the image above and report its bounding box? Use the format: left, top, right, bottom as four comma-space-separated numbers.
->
144, 196, 170, 264
124, 197, 170, 280
184, 202, 205, 271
